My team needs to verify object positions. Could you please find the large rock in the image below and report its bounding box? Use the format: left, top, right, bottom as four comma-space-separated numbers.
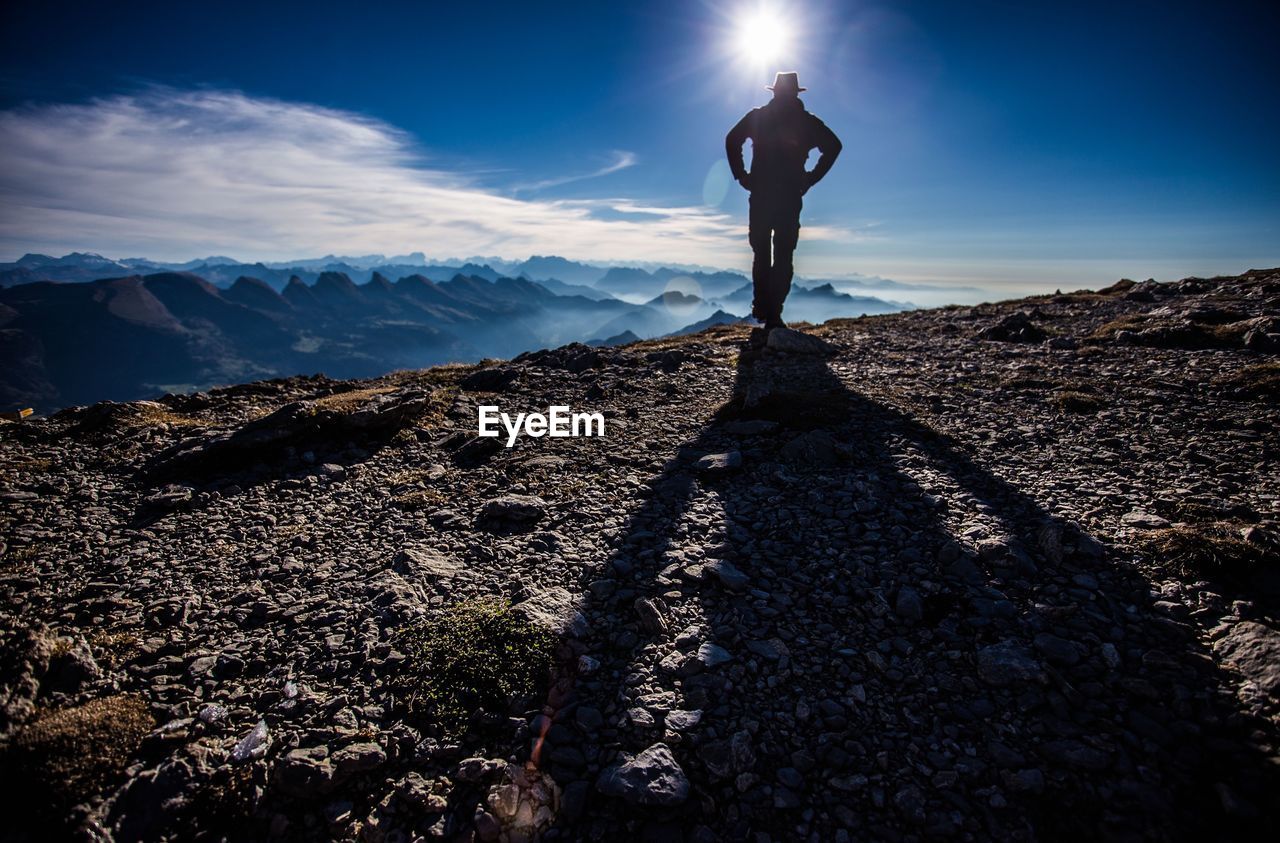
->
693, 451, 742, 472
895, 587, 924, 623
393, 546, 466, 581
1213, 621, 1280, 697
274, 746, 336, 795
976, 641, 1043, 686
698, 730, 757, 779
704, 559, 749, 591
332, 741, 387, 776
460, 366, 520, 392
479, 495, 547, 527
696, 642, 733, 668
977, 311, 1047, 343
596, 743, 690, 806
512, 586, 588, 637
44, 634, 101, 694
779, 430, 840, 467
147, 388, 430, 480
634, 596, 669, 635
766, 327, 836, 355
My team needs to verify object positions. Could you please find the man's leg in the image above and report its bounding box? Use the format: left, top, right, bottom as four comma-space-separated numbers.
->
747, 197, 771, 322
769, 202, 802, 323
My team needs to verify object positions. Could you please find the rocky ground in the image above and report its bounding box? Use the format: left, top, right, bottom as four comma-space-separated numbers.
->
1, 269, 1278, 842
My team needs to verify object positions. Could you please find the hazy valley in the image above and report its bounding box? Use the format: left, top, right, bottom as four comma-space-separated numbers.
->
0, 253, 917, 413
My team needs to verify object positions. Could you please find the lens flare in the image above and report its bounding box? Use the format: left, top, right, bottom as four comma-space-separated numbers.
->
660, 276, 704, 319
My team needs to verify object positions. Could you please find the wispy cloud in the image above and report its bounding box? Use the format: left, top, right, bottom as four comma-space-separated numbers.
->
0, 87, 868, 266
511, 150, 638, 193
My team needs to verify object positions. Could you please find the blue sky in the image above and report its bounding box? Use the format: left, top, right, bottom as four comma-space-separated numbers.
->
1, 0, 1276, 292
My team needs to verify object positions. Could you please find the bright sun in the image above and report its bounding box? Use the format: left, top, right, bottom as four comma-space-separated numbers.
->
736, 9, 791, 65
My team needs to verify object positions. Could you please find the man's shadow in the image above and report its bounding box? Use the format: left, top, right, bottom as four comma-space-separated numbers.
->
538, 330, 1275, 841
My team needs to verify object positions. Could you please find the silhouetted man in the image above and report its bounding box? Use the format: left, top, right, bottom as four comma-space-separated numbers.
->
726, 71, 842, 329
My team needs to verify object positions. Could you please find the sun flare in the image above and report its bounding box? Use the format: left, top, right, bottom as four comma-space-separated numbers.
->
735, 9, 791, 65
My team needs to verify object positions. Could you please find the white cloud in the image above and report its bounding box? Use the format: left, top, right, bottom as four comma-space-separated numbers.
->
512, 150, 638, 193
0, 87, 861, 266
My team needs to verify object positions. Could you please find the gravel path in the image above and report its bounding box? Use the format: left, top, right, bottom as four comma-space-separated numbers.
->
1, 270, 1277, 841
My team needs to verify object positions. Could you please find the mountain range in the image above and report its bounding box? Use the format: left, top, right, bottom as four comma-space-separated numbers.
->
0, 252, 912, 412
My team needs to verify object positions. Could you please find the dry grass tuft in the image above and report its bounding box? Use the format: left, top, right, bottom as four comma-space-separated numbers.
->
1, 542, 47, 568
1135, 522, 1272, 581
388, 467, 437, 486
1001, 375, 1060, 390
6, 694, 153, 813
91, 631, 141, 670
387, 362, 481, 392
1151, 498, 1230, 524
1053, 390, 1108, 413
130, 403, 205, 429
1087, 314, 1149, 342
0, 455, 53, 473
312, 385, 396, 413
1095, 278, 1138, 295
393, 488, 449, 511
1087, 314, 1254, 349
415, 385, 460, 428
1217, 362, 1280, 399
523, 475, 589, 501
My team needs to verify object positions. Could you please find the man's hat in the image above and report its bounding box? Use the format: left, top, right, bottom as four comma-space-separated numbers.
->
765, 71, 806, 94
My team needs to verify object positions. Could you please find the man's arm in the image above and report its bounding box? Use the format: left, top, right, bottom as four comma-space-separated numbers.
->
805, 115, 843, 189
725, 111, 754, 187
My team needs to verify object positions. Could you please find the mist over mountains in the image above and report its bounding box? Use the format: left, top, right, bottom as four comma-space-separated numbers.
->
0, 252, 921, 412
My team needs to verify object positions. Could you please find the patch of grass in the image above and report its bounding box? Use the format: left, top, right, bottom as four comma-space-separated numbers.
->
91, 631, 141, 670
524, 475, 589, 501
388, 467, 434, 485
410, 385, 460, 429
704, 349, 741, 369
1151, 498, 1227, 524
1096, 278, 1138, 295
393, 488, 448, 511
1087, 315, 1254, 350
1001, 375, 1059, 390
393, 598, 556, 737
4, 694, 153, 816
134, 402, 204, 428
0, 455, 53, 473
1087, 314, 1149, 342
312, 386, 396, 413
1050, 290, 1112, 303
1217, 362, 1280, 399
384, 363, 481, 398
1202, 322, 1253, 345
1053, 390, 1108, 413
273, 523, 308, 539
1135, 522, 1272, 581
49, 636, 75, 659
4, 542, 46, 564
